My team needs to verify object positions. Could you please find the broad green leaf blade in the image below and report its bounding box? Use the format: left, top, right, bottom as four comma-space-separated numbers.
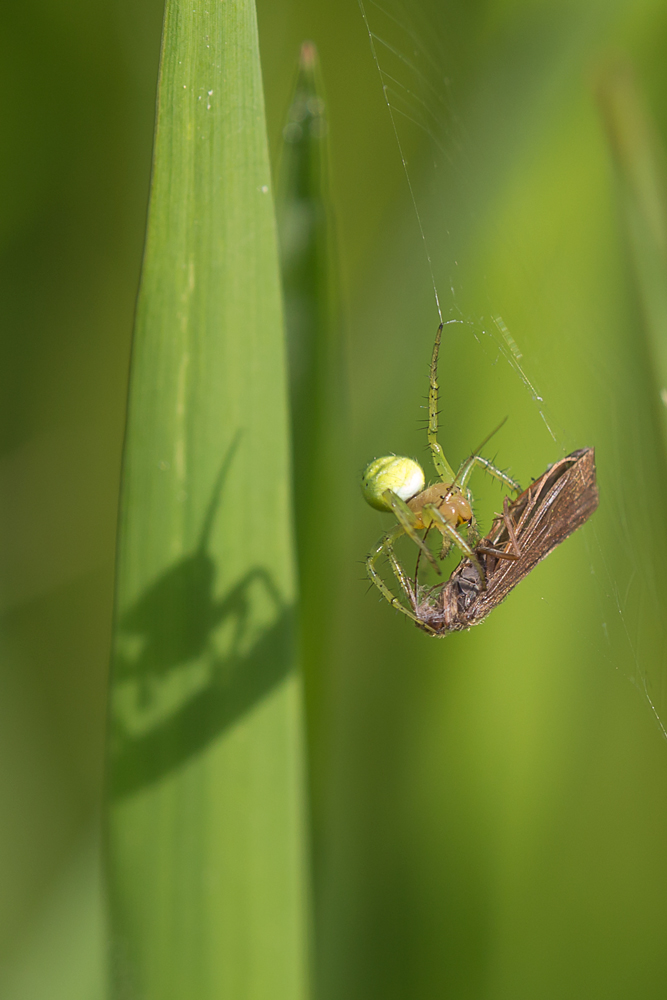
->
107, 3, 309, 999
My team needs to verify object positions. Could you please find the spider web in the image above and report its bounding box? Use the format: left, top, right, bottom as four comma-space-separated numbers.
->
357, 0, 667, 737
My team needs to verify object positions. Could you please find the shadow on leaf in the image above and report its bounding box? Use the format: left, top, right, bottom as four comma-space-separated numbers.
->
110, 435, 295, 800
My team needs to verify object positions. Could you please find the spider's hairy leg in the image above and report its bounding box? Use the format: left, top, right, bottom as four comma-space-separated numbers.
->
423, 503, 487, 589
386, 548, 416, 605
465, 513, 481, 549
439, 535, 454, 561
457, 454, 521, 494
386, 546, 438, 635
428, 324, 457, 484
382, 489, 440, 573
366, 523, 421, 624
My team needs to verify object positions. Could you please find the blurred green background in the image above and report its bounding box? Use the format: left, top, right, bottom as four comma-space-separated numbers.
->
4, 0, 667, 997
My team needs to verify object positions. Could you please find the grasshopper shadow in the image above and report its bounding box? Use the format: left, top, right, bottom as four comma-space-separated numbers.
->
110, 438, 295, 800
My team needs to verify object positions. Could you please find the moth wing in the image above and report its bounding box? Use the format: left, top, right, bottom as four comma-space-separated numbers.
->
466, 448, 598, 623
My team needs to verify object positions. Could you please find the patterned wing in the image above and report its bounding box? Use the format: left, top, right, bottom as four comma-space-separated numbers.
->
467, 448, 598, 624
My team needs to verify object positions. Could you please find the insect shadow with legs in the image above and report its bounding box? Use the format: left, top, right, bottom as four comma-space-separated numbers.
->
361, 325, 599, 635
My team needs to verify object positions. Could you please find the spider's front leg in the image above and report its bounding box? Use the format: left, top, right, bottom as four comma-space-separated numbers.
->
457, 454, 521, 494
427, 323, 458, 484
381, 489, 440, 573
438, 534, 454, 562
435, 519, 474, 562
462, 488, 482, 550
423, 503, 488, 589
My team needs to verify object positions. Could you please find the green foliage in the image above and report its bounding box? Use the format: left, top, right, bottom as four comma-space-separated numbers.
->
599, 61, 667, 454
5, 1, 667, 999
276, 42, 347, 854
107, 2, 308, 997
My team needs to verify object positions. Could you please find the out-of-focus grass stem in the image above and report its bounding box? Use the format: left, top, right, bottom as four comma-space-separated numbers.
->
277, 42, 346, 838
599, 61, 667, 454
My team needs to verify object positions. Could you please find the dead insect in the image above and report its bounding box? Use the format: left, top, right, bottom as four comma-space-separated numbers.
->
412, 447, 599, 635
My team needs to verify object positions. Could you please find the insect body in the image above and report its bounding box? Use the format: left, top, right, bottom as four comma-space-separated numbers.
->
361, 326, 599, 634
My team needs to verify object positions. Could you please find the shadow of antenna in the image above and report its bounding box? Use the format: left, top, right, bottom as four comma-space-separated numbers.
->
195, 429, 243, 555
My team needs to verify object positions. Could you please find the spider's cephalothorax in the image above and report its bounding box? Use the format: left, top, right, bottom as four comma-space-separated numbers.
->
361, 323, 522, 627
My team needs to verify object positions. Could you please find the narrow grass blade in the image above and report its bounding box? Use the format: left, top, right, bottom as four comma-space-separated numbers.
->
279, 41, 336, 485
598, 61, 667, 452
107, 3, 309, 998
277, 43, 346, 822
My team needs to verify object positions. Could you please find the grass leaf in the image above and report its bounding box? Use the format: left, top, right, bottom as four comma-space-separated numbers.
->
276, 42, 346, 834
599, 61, 667, 452
107, 2, 310, 997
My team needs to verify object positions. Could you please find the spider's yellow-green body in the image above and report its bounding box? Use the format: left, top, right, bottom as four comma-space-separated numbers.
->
361, 456, 425, 510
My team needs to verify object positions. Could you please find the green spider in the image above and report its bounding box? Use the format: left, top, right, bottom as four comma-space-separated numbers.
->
361, 323, 522, 625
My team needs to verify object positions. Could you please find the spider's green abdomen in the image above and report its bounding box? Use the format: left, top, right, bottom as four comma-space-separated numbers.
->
361, 456, 425, 511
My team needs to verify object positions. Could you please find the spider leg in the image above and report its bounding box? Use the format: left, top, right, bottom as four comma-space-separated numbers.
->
457, 454, 521, 493
428, 324, 457, 484
381, 489, 440, 573
464, 498, 481, 548
423, 503, 487, 589
439, 535, 454, 561
366, 523, 421, 624
387, 548, 417, 605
